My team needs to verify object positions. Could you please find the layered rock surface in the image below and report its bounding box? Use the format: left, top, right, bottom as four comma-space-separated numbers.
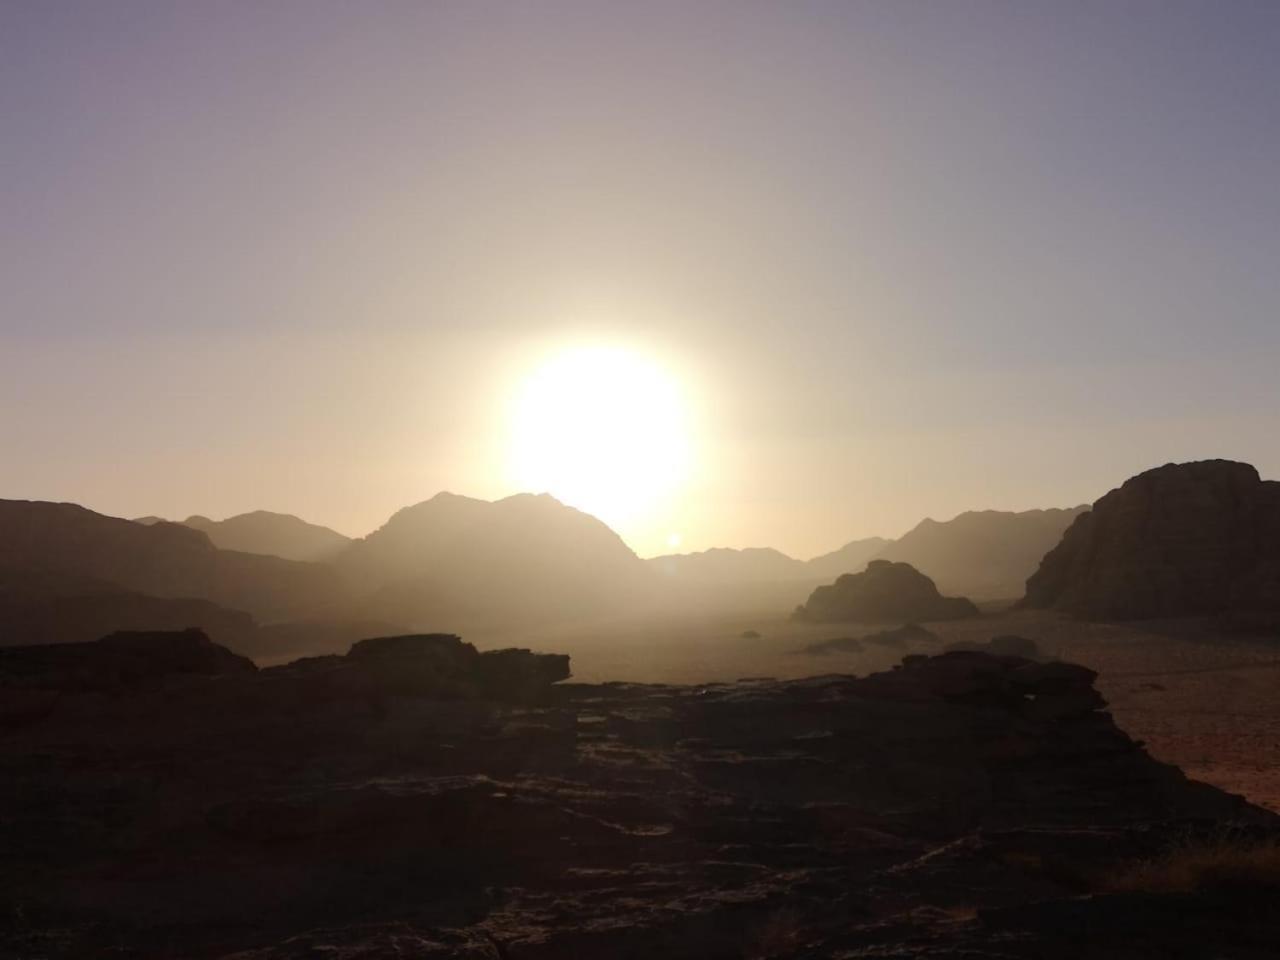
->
1023, 459, 1280, 624
794, 559, 980, 623
1, 631, 1274, 958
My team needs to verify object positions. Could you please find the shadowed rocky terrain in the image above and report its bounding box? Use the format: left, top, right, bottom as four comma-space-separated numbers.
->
2, 630, 1275, 959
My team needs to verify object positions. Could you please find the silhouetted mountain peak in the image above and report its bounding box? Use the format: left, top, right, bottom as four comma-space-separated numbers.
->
338, 491, 648, 628
0, 499, 338, 623
874, 505, 1090, 600
179, 511, 351, 563
805, 536, 892, 580
647, 546, 808, 584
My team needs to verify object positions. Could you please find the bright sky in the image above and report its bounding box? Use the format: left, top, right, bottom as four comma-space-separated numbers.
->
3, 1, 1279, 558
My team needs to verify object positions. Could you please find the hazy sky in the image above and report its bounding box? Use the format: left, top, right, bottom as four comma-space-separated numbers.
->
3, 1, 1278, 558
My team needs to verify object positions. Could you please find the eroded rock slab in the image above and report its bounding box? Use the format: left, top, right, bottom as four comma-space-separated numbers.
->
0, 636, 1273, 959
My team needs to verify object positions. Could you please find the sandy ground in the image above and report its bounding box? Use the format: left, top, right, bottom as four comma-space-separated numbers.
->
473, 608, 1280, 813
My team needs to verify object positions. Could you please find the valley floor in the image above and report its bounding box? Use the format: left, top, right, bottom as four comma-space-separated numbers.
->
471, 608, 1280, 812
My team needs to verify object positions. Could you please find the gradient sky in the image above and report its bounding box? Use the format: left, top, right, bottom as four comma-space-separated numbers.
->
3, 1, 1278, 558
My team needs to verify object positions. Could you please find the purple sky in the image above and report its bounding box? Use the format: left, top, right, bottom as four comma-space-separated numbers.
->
2, 1, 1279, 556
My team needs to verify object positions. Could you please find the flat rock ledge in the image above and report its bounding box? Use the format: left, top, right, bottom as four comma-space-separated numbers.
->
0, 633, 1274, 959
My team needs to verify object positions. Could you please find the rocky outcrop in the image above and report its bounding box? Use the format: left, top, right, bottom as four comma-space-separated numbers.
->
0, 567, 260, 648
794, 559, 980, 622
264, 632, 571, 702
0, 627, 256, 690
1, 634, 1272, 958
1022, 460, 1280, 624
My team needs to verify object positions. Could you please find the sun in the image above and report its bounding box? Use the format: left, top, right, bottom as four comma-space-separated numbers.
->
506, 344, 693, 532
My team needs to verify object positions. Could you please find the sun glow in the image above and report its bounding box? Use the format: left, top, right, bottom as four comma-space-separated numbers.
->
507, 344, 694, 535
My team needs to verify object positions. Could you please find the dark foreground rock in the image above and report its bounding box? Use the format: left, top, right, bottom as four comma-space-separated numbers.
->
0, 633, 1275, 959
794, 559, 980, 623
1023, 459, 1280, 625
945, 634, 1043, 659
0, 627, 257, 689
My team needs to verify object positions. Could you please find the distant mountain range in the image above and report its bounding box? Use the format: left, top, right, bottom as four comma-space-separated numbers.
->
648, 539, 890, 584
0, 490, 1085, 659
136, 511, 351, 562
875, 507, 1089, 600
0, 500, 343, 623
0, 492, 653, 655
648, 507, 1087, 601
4, 459, 1271, 660
0, 565, 259, 649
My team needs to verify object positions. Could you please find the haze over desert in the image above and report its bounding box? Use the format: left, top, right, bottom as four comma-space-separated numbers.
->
3, 2, 1280, 957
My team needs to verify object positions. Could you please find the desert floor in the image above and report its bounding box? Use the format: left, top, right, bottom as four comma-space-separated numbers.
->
474, 608, 1280, 813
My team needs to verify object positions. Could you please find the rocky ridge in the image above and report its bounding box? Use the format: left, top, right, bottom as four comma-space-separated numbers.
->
1, 630, 1274, 958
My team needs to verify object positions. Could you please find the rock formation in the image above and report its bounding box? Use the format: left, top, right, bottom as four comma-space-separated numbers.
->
0, 567, 259, 648
794, 559, 980, 622
1023, 460, 1280, 624
1, 631, 1273, 958
0, 627, 256, 690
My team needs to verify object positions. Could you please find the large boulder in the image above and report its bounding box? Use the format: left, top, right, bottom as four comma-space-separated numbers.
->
1022, 460, 1280, 624
793, 559, 979, 623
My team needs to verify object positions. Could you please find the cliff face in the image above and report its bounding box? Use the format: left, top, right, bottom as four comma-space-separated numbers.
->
2, 630, 1271, 958
1023, 460, 1280, 624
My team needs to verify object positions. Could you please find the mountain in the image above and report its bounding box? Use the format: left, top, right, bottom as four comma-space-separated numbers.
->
651, 506, 1082, 603
338, 492, 653, 628
0, 566, 259, 649
793, 559, 979, 623
805, 537, 891, 580
181, 511, 351, 562
0, 500, 342, 622
647, 547, 809, 583
874, 506, 1089, 600
1023, 460, 1280, 624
